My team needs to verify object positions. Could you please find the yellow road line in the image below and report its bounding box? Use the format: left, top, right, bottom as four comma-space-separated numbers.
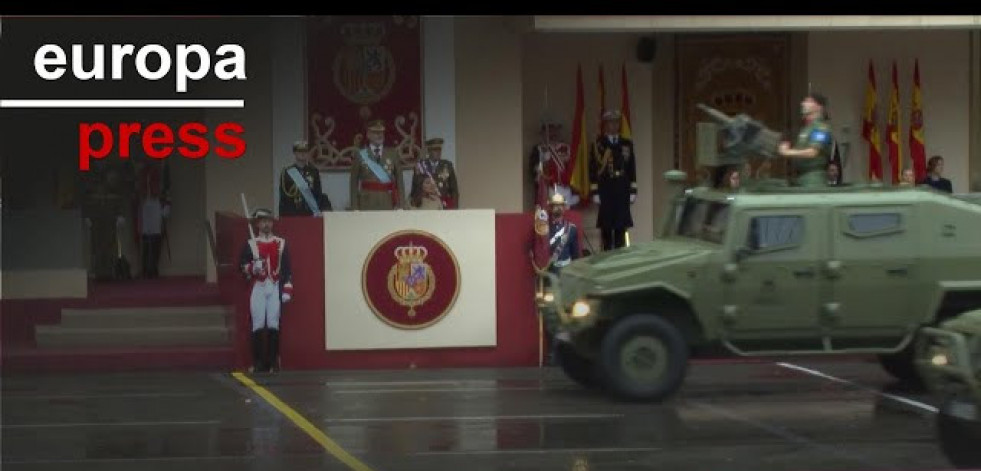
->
232, 372, 375, 471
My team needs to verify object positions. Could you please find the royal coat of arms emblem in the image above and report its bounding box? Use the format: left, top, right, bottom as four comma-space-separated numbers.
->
362, 230, 460, 330
333, 22, 396, 105
387, 244, 436, 317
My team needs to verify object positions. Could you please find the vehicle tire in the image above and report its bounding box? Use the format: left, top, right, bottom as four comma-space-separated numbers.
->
555, 342, 597, 389
936, 394, 981, 469
877, 343, 924, 387
597, 315, 689, 402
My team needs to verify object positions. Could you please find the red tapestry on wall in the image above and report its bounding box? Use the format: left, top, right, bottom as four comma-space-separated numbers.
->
306, 16, 423, 172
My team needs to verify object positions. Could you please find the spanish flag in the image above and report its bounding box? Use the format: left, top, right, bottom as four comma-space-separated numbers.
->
620, 63, 632, 140
887, 61, 902, 184
567, 64, 591, 205
862, 60, 883, 182
909, 59, 927, 182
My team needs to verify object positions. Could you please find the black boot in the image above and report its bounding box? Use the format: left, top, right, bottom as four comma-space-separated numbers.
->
251, 329, 266, 373
267, 329, 280, 373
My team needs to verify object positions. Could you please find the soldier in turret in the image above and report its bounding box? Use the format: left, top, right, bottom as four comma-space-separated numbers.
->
778, 92, 834, 188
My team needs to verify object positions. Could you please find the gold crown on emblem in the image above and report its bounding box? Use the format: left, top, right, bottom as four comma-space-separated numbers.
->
340, 22, 386, 45
394, 244, 428, 262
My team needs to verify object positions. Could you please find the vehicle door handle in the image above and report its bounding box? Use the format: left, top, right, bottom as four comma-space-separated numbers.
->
886, 267, 908, 276
793, 268, 815, 278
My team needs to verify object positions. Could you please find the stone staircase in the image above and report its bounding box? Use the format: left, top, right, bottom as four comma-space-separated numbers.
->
35, 305, 232, 349
2, 277, 238, 373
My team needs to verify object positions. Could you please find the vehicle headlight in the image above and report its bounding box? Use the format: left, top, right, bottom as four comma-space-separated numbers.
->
928, 344, 953, 366
571, 300, 591, 318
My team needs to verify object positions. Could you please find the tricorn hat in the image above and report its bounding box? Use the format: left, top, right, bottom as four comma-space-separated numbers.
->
251, 208, 275, 220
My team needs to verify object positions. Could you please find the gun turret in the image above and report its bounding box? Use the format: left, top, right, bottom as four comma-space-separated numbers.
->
695, 103, 782, 168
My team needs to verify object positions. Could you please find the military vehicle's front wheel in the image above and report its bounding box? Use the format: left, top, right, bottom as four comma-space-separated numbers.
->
555, 343, 597, 388
598, 315, 688, 402
936, 394, 981, 468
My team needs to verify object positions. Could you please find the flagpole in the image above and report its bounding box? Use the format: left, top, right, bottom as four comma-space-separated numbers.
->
538, 84, 548, 369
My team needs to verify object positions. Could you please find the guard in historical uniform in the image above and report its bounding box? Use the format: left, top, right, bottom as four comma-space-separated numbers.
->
350, 119, 406, 210
779, 92, 834, 187
279, 140, 331, 216
529, 120, 577, 206
546, 193, 580, 275
539, 192, 581, 366
589, 110, 637, 251
410, 138, 459, 209
239, 208, 293, 373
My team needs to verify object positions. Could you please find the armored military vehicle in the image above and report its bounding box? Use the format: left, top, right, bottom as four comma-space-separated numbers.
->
537, 104, 981, 402
916, 312, 981, 468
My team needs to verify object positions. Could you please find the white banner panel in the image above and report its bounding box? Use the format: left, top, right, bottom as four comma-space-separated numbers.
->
324, 210, 497, 350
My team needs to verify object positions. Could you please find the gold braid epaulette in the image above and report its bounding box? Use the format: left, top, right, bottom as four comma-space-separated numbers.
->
594, 143, 612, 177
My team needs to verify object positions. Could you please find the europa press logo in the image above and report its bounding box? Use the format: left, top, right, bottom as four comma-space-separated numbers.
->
0, 22, 248, 171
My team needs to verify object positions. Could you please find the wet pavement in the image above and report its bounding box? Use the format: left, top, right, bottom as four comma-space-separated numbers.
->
1, 358, 973, 470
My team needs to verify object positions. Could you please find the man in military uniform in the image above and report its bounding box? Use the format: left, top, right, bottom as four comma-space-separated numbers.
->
279, 140, 331, 216
350, 120, 406, 210
548, 193, 580, 365
81, 159, 135, 281
529, 120, 577, 206
779, 92, 834, 187
410, 138, 459, 209
239, 208, 293, 373
589, 110, 636, 251
546, 193, 580, 275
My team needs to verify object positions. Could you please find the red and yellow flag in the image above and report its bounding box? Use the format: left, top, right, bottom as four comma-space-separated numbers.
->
909, 59, 927, 182
597, 64, 606, 134
887, 61, 902, 184
862, 60, 883, 182
567, 64, 591, 205
620, 63, 632, 140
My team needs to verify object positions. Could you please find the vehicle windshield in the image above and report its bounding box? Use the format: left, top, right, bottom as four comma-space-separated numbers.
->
673, 196, 730, 244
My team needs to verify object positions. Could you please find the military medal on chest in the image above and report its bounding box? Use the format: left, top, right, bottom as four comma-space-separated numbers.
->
438, 167, 449, 187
